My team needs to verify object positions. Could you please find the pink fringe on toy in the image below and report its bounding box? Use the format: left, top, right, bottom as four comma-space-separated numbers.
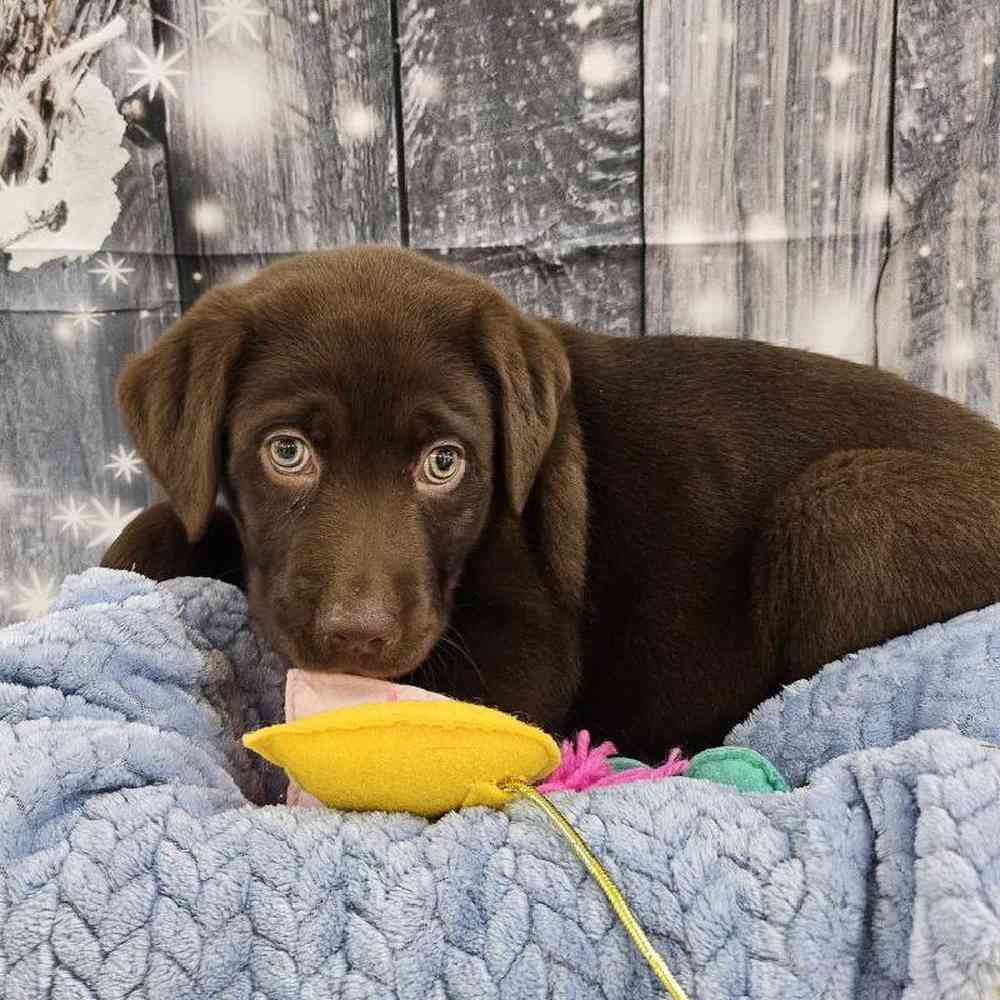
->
535, 731, 688, 794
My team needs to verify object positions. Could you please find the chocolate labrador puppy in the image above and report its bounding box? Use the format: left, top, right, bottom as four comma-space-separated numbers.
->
103, 246, 1000, 759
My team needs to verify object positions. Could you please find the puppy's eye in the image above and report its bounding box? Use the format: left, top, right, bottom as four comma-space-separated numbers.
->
420, 443, 465, 487
265, 433, 312, 474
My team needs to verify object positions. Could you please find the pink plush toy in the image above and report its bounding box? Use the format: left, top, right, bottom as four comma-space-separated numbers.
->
539, 731, 689, 792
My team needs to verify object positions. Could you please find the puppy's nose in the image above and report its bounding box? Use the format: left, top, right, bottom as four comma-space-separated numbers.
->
319, 600, 400, 655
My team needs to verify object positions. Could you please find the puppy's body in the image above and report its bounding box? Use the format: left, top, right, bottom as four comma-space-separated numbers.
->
557, 329, 1000, 750
103, 247, 1000, 760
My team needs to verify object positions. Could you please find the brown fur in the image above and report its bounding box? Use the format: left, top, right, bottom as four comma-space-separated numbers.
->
102, 246, 1000, 759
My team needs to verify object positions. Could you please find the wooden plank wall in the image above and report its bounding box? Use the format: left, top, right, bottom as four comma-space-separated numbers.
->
1, 0, 999, 624
877, 0, 1000, 422
398, 0, 643, 336
154, 0, 401, 303
645, 0, 894, 364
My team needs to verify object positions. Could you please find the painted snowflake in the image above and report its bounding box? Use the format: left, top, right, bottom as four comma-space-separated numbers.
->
204, 0, 269, 44
71, 303, 102, 332
128, 43, 187, 101
11, 569, 60, 621
89, 253, 135, 293
52, 496, 94, 543
86, 498, 142, 550
104, 446, 144, 485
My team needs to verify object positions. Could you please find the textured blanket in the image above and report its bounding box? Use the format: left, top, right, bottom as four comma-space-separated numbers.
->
1, 569, 999, 999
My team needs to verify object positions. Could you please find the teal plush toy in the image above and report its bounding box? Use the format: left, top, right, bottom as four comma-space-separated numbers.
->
610, 746, 790, 793
684, 747, 790, 792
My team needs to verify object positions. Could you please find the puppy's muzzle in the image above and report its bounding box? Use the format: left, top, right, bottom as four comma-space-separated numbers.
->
314, 597, 402, 658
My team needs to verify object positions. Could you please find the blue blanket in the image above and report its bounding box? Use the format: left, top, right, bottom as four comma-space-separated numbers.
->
1, 569, 999, 999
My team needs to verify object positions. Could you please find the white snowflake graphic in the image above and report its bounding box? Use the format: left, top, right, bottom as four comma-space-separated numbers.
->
204, 0, 269, 43
52, 496, 93, 542
698, 19, 736, 46
52, 318, 79, 343
568, 3, 603, 30
655, 217, 738, 246
943, 333, 977, 367
104, 445, 144, 484
190, 198, 226, 236
864, 188, 892, 220
820, 53, 859, 88
685, 288, 738, 333
70, 303, 102, 332
579, 41, 632, 89
823, 125, 858, 162
744, 214, 788, 243
11, 569, 59, 621
198, 56, 271, 137
128, 43, 187, 101
802, 292, 871, 361
338, 101, 382, 142
410, 66, 444, 102
226, 265, 259, 285
88, 253, 135, 293
86, 498, 142, 550
0, 82, 37, 142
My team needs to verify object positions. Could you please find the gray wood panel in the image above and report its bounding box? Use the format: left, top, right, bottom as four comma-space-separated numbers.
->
398, 0, 643, 336
0, 309, 163, 624
644, 0, 894, 364
153, 0, 401, 305
875, 0, 1000, 421
0, 10, 174, 624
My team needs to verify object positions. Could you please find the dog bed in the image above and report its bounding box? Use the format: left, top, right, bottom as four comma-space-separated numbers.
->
1, 568, 998, 999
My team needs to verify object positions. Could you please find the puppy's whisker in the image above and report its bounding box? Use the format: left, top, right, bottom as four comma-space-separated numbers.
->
439, 626, 487, 693
420, 648, 444, 693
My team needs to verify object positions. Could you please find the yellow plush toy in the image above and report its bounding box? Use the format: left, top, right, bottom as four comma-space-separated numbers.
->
242, 670, 561, 817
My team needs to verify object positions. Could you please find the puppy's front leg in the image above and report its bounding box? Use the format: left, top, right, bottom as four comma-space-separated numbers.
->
101, 501, 246, 588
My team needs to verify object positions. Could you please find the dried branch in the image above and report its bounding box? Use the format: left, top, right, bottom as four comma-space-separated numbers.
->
0, 1, 130, 184
0, 198, 67, 252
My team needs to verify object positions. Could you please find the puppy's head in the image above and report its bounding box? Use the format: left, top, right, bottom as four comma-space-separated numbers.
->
116, 247, 570, 680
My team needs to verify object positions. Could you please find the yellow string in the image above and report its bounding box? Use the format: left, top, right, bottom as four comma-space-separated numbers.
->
498, 778, 692, 1000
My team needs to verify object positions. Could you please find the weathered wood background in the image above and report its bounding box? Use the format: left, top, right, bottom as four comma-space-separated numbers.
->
0, 0, 998, 623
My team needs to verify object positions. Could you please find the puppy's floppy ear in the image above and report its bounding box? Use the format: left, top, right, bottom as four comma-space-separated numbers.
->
116, 286, 245, 542
478, 303, 571, 515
